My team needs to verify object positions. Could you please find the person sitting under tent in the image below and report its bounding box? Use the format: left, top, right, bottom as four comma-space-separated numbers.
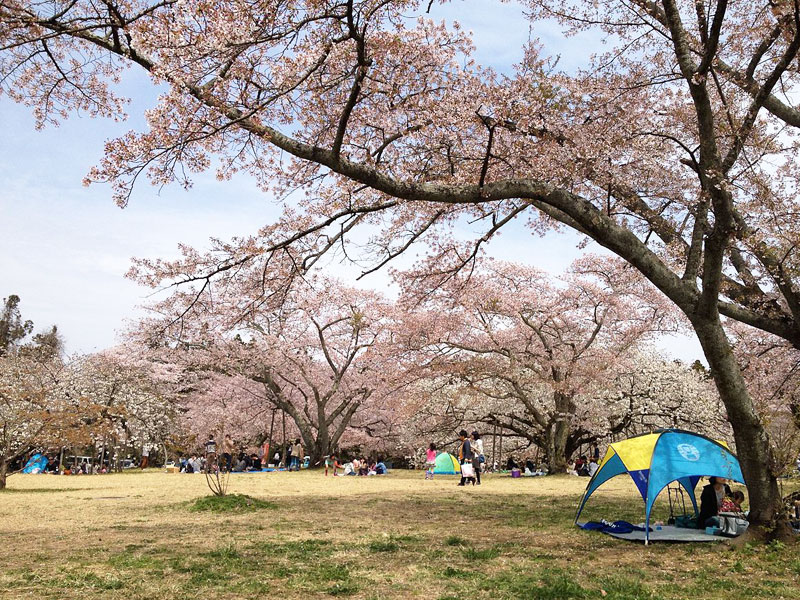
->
697, 476, 733, 528
720, 490, 746, 514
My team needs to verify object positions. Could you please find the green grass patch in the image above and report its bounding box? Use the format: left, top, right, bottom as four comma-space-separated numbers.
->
27, 571, 126, 591
479, 571, 588, 599
188, 493, 276, 513
598, 575, 657, 599
369, 539, 400, 552
442, 566, 474, 578
444, 535, 467, 546
462, 546, 501, 560
327, 581, 359, 596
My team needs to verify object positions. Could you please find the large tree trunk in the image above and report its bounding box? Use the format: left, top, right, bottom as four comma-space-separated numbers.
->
546, 391, 573, 474
0, 458, 8, 490
305, 436, 329, 466
692, 317, 790, 539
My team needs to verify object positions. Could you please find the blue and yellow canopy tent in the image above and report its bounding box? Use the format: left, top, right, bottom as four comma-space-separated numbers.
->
574, 429, 744, 543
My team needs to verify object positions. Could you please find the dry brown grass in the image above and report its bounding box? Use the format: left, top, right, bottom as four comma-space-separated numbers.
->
1, 470, 797, 600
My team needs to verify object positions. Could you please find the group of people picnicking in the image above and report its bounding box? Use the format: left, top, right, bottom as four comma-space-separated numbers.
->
177, 434, 306, 474
323, 454, 388, 476
174, 433, 390, 477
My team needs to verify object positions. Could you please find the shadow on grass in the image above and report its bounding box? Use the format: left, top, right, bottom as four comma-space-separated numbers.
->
0, 487, 97, 494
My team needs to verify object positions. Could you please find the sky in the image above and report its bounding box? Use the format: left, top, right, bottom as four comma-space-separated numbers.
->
0, 1, 704, 361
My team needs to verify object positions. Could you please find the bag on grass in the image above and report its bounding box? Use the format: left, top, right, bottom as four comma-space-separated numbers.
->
674, 514, 697, 529
461, 462, 475, 478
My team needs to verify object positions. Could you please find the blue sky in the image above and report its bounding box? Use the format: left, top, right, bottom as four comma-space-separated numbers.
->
0, 1, 703, 361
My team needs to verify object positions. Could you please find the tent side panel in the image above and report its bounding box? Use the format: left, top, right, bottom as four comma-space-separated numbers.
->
574, 452, 627, 524
646, 431, 745, 518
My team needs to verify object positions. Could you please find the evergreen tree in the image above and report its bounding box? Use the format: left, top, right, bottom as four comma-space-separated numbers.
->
0, 295, 33, 357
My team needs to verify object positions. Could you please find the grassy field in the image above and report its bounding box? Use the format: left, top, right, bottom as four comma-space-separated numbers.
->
0, 469, 798, 600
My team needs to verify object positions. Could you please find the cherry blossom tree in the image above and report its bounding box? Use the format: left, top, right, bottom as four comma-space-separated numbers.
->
177, 371, 275, 453
729, 324, 800, 477
398, 350, 727, 469
395, 256, 680, 471
139, 277, 403, 463
0, 354, 93, 488
68, 349, 180, 469
603, 352, 729, 440
5, 0, 800, 532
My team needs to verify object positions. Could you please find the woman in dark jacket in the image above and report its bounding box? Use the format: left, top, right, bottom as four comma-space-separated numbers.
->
457, 430, 475, 486
697, 476, 732, 528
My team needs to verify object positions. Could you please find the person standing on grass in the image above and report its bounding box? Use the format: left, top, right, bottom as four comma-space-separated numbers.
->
260, 440, 270, 467
204, 434, 217, 472
425, 443, 437, 480
222, 434, 235, 472
470, 431, 484, 486
140, 445, 149, 470
290, 438, 302, 471
325, 454, 340, 476
591, 443, 600, 462
457, 430, 475, 486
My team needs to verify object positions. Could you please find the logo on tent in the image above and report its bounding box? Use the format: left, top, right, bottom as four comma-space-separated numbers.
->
677, 444, 700, 462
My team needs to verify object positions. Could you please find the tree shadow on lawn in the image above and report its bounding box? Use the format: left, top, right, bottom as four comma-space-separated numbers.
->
0, 487, 100, 494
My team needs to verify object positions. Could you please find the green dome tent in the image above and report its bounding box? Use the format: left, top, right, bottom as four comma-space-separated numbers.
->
433, 452, 461, 475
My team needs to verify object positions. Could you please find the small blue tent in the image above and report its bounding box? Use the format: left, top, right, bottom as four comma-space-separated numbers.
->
575, 429, 744, 543
22, 453, 48, 474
